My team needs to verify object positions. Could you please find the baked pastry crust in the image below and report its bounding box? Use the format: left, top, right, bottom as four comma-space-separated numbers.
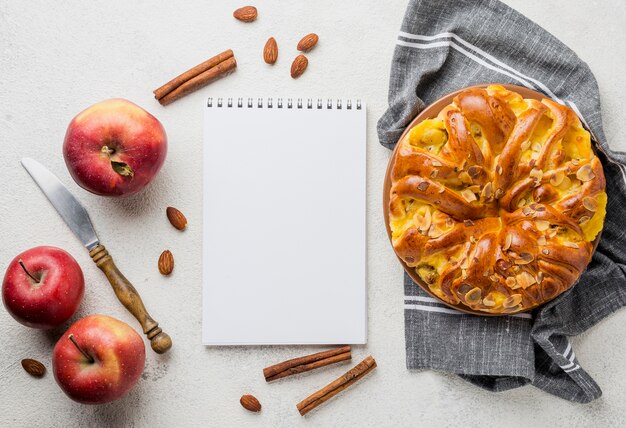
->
389, 85, 607, 314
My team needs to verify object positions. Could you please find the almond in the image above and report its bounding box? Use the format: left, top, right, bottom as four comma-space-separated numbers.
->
158, 250, 174, 276
263, 37, 278, 64
21, 358, 46, 378
240, 394, 262, 412
297, 33, 319, 52
290, 55, 308, 79
503, 294, 523, 308
166, 207, 187, 230
233, 6, 257, 22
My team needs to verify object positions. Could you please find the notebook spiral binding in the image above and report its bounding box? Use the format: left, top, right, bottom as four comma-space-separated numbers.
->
207, 97, 362, 110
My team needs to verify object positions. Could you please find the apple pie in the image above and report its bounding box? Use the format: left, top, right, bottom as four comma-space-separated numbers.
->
389, 85, 607, 314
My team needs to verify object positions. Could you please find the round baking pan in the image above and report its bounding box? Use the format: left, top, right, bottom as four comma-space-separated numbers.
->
382, 83, 602, 316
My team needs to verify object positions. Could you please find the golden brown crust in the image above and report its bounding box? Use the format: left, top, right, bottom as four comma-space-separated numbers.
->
389, 85, 607, 314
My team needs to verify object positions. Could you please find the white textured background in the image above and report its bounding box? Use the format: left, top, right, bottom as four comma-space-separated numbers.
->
1, 1, 625, 427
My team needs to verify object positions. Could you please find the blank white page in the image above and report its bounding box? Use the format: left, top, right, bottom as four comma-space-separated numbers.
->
202, 98, 366, 345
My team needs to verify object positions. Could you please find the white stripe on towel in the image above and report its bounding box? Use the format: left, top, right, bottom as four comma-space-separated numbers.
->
562, 342, 572, 359
404, 301, 533, 319
405, 295, 446, 304
397, 31, 562, 102
559, 341, 579, 372
395, 39, 536, 90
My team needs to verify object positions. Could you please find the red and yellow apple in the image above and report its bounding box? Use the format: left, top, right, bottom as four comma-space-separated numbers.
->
53, 314, 145, 404
2, 246, 84, 329
63, 99, 167, 197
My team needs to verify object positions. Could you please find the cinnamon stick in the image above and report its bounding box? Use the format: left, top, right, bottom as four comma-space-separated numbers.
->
157, 56, 237, 106
154, 49, 234, 100
263, 346, 351, 382
296, 355, 377, 416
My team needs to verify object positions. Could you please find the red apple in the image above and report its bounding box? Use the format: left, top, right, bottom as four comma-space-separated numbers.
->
2, 246, 84, 329
53, 314, 145, 404
63, 99, 167, 197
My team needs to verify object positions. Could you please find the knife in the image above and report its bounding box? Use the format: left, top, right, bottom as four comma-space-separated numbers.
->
21, 158, 172, 354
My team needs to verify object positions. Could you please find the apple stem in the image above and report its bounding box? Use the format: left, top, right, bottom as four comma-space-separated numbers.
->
101, 145, 115, 156
68, 334, 95, 363
18, 259, 40, 283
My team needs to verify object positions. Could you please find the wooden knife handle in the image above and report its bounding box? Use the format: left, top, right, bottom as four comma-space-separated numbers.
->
89, 245, 172, 354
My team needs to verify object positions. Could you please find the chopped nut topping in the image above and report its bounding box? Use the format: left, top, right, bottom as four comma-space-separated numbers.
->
558, 176, 572, 189
537, 236, 547, 246
550, 171, 565, 187
417, 181, 430, 191
461, 189, 477, 202
529, 168, 543, 182
578, 216, 590, 225
563, 241, 580, 249
576, 164, 595, 182
503, 294, 523, 308
503, 234, 513, 251
516, 271, 536, 288
481, 182, 493, 200
465, 287, 482, 304
431, 159, 443, 167
428, 225, 445, 238
514, 252, 534, 265
467, 165, 481, 178
482, 295, 496, 307
460, 257, 470, 270
497, 259, 512, 270
416, 209, 432, 233
535, 220, 550, 231
582, 196, 597, 212
458, 171, 473, 184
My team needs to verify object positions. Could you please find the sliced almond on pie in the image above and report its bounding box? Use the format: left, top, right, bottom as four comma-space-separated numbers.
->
576, 164, 595, 182
481, 182, 493, 200
515, 271, 536, 288
465, 287, 482, 304
503, 294, 523, 308
503, 233, 513, 251
582, 196, 597, 212
550, 171, 565, 186
460, 189, 477, 202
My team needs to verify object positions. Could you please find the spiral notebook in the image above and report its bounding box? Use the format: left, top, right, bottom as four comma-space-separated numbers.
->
202, 97, 367, 345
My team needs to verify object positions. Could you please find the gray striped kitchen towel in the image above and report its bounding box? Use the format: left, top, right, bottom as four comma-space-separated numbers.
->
378, 0, 626, 403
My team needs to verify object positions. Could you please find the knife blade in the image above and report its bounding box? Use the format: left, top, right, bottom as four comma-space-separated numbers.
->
21, 157, 172, 354
21, 158, 100, 250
